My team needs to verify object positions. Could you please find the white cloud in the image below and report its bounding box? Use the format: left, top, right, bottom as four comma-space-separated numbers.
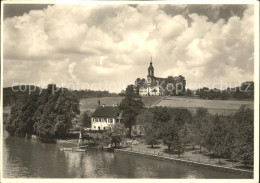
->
3, 4, 255, 92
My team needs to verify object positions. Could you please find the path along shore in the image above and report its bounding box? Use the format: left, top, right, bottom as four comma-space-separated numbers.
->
115, 148, 253, 177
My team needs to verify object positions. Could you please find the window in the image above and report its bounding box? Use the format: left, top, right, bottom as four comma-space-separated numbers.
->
94, 126, 96, 128
98, 127, 100, 130
103, 127, 106, 130
109, 118, 113, 123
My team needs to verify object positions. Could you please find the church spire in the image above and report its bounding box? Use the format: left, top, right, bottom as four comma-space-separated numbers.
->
148, 57, 154, 77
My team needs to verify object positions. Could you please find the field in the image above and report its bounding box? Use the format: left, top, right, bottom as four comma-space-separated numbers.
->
155, 96, 254, 115
3, 96, 254, 116
80, 97, 124, 113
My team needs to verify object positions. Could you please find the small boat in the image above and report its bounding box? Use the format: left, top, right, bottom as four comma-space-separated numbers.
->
61, 148, 74, 151
60, 147, 86, 152
74, 149, 86, 152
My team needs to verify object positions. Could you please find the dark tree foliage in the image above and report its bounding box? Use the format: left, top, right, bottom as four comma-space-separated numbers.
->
196, 81, 254, 100
189, 108, 211, 152
72, 89, 118, 99
6, 92, 40, 137
79, 110, 92, 128
6, 84, 80, 142
189, 106, 253, 166
34, 86, 80, 140
99, 123, 126, 148
3, 85, 41, 107
232, 106, 254, 166
141, 107, 192, 157
185, 88, 193, 96
119, 85, 144, 137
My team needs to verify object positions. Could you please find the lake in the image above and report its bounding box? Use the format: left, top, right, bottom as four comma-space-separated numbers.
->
2, 130, 252, 178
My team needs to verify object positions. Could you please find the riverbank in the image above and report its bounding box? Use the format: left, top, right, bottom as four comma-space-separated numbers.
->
4, 131, 251, 178
56, 137, 253, 177
115, 149, 253, 177
120, 139, 254, 171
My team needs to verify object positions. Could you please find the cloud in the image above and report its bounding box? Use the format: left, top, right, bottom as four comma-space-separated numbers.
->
3, 4, 254, 92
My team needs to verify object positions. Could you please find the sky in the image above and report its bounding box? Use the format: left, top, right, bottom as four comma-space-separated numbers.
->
3, 4, 255, 93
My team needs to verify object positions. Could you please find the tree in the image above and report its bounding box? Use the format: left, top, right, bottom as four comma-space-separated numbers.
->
111, 123, 126, 148
119, 85, 144, 137
232, 106, 254, 166
186, 88, 192, 96
79, 110, 92, 128
6, 92, 40, 137
220, 90, 229, 100
99, 131, 112, 148
161, 117, 186, 157
33, 85, 80, 141
190, 108, 211, 152
143, 122, 159, 148
98, 123, 126, 148
210, 115, 229, 163
152, 107, 192, 157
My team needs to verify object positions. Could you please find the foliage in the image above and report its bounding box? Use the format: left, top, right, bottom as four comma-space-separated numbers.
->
3, 85, 41, 107
6, 92, 40, 137
120, 85, 144, 137
196, 81, 254, 100
189, 106, 254, 165
79, 110, 92, 128
185, 88, 193, 96
139, 107, 192, 156
100, 123, 126, 148
143, 122, 160, 148
232, 106, 254, 166
6, 84, 80, 142
72, 89, 118, 99
34, 86, 80, 140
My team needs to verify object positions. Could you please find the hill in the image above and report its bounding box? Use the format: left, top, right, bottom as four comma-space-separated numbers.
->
79, 96, 165, 113
80, 97, 124, 113
155, 96, 254, 115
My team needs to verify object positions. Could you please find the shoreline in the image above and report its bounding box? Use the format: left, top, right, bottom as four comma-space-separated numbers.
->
115, 149, 253, 177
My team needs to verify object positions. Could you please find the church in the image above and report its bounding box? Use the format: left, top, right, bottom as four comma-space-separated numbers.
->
135, 59, 186, 96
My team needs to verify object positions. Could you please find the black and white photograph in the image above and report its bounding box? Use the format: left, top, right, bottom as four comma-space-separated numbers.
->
1, 0, 259, 181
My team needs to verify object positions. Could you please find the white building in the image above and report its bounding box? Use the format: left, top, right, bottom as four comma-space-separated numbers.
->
136, 60, 186, 96
91, 106, 124, 130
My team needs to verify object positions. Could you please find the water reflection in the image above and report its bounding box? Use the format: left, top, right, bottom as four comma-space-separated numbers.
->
3, 131, 252, 178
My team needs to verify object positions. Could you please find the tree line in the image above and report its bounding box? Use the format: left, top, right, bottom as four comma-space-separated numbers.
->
195, 81, 254, 100
6, 84, 80, 142
136, 105, 253, 166
3, 85, 118, 107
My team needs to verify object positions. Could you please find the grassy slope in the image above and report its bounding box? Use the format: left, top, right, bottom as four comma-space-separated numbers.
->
80, 96, 165, 113
155, 96, 254, 115
3, 96, 253, 115
80, 97, 124, 113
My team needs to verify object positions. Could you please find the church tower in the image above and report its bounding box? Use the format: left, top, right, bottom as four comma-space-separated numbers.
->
147, 58, 154, 86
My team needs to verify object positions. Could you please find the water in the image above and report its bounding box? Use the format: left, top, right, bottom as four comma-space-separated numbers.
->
2, 130, 252, 178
